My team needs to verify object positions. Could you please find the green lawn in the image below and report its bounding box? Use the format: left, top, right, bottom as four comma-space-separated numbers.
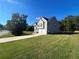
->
0, 32, 14, 38
0, 31, 33, 38
0, 34, 79, 59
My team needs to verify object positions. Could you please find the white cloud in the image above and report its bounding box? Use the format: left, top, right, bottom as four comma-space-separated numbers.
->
6, 0, 29, 7
7, 0, 21, 5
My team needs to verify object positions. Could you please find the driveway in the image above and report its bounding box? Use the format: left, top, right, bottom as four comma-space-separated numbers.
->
0, 34, 42, 43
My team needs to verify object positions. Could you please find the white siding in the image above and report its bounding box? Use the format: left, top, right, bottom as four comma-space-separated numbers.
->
37, 18, 47, 35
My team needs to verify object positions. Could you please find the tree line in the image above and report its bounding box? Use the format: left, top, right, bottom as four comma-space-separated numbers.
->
0, 13, 79, 35
59, 15, 79, 32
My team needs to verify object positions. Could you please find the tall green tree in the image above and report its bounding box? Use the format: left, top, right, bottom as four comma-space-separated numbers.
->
60, 15, 79, 32
6, 13, 28, 36
0, 24, 4, 30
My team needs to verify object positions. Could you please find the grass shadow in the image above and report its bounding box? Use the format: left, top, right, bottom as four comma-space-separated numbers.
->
48, 32, 79, 35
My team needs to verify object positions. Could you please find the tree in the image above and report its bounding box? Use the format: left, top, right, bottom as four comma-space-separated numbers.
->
59, 20, 65, 31
59, 15, 79, 32
6, 13, 28, 36
0, 24, 4, 30
28, 26, 34, 31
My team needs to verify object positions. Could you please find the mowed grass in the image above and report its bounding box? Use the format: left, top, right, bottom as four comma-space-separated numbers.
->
0, 31, 33, 38
0, 32, 14, 38
0, 34, 79, 59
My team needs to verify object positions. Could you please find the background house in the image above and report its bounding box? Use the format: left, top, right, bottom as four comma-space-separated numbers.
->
33, 17, 60, 35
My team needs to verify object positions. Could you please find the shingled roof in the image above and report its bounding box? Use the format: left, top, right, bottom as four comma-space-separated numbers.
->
42, 17, 48, 21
